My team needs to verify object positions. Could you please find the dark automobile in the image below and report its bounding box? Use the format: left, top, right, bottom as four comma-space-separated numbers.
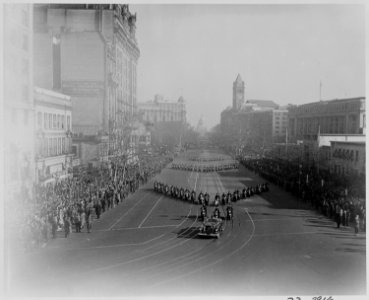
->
198, 217, 224, 239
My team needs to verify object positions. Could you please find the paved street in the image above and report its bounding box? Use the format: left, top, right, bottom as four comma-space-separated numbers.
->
6, 150, 366, 297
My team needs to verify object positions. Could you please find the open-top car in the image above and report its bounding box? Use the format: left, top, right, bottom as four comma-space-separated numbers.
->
198, 217, 224, 239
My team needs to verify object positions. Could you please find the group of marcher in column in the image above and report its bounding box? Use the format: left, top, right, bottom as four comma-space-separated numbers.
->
153, 181, 269, 206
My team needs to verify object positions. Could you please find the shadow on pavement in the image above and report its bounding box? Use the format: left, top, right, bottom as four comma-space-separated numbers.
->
175, 227, 200, 239
335, 247, 366, 254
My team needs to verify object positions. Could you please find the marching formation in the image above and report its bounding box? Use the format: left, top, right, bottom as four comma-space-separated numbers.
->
171, 161, 239, 172
153, 180, 269, 206
187, 156, 227, 162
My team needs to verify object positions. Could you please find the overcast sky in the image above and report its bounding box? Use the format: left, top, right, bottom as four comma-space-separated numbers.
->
131, 4, 365, 129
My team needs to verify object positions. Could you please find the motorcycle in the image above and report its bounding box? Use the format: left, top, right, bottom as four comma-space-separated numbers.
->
200, 207, 207, 221
213, 208, 220, 219
226, 206, 233, 220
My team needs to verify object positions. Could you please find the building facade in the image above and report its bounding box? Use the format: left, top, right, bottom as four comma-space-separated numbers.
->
220, 75, 286, 148
3, 3, 35, 200
138, 94, 186, 124
33, 4, 139, 161
34, 87, 74, 184
330, 141, 365, 176
286, 97, 366, 168
288, 97, 366, 141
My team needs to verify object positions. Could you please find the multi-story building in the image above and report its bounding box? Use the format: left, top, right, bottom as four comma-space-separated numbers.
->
288, 97, 366, 141
137, 95, 186, 149
138, 94, 186, 124
34, 87, 74, 184
330, 141, 365, 176
33, 4, 139, 163
286, 97, 366, 168
220, 75, 286, 147
3, 3, 35, 200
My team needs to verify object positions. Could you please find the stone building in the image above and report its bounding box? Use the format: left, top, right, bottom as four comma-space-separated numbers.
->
220, 74, 286, 147
33, 4, 139, 163
286, 97, 366, 168
3, 3, 35, 200
288, 97, 366, 141
138, 94, 186, 124
330, 141, 365, 176
233, 74, 245, 110
34, 87, 74, 184
137, 95, 186, 149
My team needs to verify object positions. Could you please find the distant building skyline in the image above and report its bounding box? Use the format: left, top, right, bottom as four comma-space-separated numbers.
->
138, 94, 186, 124
132, 4, 365, 128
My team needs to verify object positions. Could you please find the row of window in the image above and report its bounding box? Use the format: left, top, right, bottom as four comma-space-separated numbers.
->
37, 137, 70, 157
295, 101, 361, 115
332, 148, 360, 162
37, 111, 71, 131
296, 115, 358, 135
333, 164, 361, 176
145, 115, 183, 122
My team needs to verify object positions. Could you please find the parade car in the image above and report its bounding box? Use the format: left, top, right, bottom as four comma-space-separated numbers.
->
198, 217, 224, 239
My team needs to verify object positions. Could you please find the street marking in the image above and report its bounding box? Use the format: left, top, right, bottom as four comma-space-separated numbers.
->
108, 193, 150, 231
80, 210, 199, 275
98, 224, 185, 232
194, 172, 199, 191
138, 196, 162, 228
149, 207, 256, 288
49, 233, 167, 251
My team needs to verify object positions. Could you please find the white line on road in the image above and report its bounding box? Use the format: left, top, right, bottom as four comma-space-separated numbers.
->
108, 193, 150, 231
80, 208, 198, 275
149, 207, 256, 289
194, 172, 199, 191
49, 233, 167, 251
138, 196, 162, 228
96, 224, 184, 232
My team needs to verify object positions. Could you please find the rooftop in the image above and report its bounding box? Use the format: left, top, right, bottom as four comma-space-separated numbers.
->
246, 99, 279, 109
295, 97, 365, 108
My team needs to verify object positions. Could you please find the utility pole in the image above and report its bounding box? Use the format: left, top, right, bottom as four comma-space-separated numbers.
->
319, 80, 322, 101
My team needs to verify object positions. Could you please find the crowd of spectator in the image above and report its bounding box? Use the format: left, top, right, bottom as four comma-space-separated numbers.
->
8, 154, 173, 252
239, 156, 366, 234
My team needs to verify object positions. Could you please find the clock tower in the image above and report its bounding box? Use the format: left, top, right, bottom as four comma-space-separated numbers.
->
233, 74, 245, 110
